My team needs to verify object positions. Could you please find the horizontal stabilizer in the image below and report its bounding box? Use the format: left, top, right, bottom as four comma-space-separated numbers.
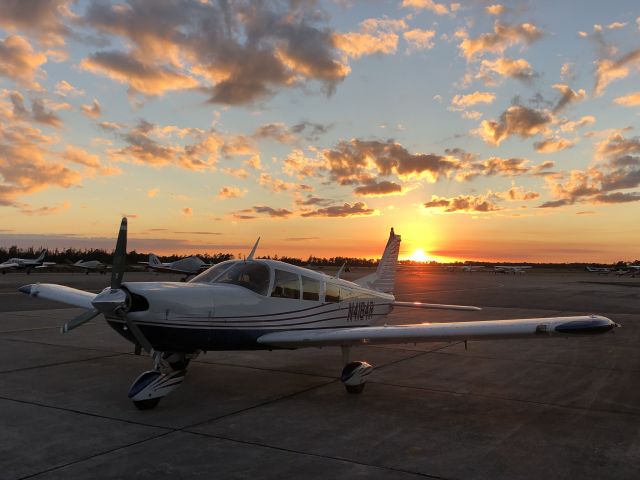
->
19, 283, 97, 309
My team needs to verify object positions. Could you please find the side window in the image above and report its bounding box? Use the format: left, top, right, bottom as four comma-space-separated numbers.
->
301, 276, 320, 301
271, 270, 301, 299
325, 283, 340, 303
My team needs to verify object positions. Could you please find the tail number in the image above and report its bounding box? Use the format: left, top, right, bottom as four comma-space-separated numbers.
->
347, 301, 374, 322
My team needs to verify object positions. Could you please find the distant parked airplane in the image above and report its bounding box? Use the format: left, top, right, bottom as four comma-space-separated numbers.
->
493, 265, 532, 274
140, 253, 209, 280
446, 265, 486, 272
586, 266, 611, 274
70, 260, 108, 275
0, 251, 55, 274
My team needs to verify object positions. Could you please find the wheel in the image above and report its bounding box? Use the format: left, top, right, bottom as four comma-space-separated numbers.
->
345, 383, 365, 394
133, 398, 160, 410
169, 358, 190, 371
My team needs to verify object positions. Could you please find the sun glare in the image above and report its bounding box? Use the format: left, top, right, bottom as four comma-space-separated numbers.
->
408, 248, 429, 262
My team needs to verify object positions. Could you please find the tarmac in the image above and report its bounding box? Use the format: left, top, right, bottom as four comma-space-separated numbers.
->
1, 267, 639, 479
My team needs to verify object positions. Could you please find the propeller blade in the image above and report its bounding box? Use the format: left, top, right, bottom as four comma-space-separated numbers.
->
111, 217, 128, 289
61, 309, 101, 333
124, 315, 153, 354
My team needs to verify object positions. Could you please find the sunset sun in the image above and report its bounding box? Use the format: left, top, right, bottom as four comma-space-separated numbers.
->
408, 248, 430, 263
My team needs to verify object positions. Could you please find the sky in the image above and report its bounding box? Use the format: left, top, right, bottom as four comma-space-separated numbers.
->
0, 0, 639, 262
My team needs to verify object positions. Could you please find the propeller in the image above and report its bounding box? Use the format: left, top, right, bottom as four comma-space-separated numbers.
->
60, 218, 154, 353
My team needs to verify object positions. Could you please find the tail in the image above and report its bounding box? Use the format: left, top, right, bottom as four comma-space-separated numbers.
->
36, 250, 46, 262
354, 228, 401, 294
149, 253, 161, 266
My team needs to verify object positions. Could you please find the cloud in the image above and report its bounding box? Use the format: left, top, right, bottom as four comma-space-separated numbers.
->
558, 115, 596, 133
182, 207, 193, 216
486, 4, 506, 15
403, 29, 436, 52
258, 173, 310, 193
458, 21, 543, 61
301, 201, 376, 217
218, 186, 247, 199
354, 180, 403, 196
402, 0, 449, 15
232, 205, 292, 219
456, 156, 533, 181
80, 51, 199, 96
283, 149, 326, 179
55, 80, 84, 97
533, 137, 575, 154
477, 105, 552, 145
81, 1, 348, 105
560, 62, 574, 81
552, 83, 586, 113
540, 132, 640, 208
451, 91, 495, 108
254, 123, 295, 143
0, 0, 72, 47
322, 139, 461, 185
594, 48, 640, 96
423, 194, 502, 213
147, 188, 159, 198
477, 57, 537, 84
0, 35, 47, 88
496, 186, 539, 201
15, 201, 71, 216
31, 98, 63, 127
613, 92, 640, 107
80, 99, 101, 119
334, 17, 406, 59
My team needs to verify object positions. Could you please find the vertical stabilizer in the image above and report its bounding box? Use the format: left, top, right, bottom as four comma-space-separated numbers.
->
354, 228, 401, 293
149, 253, 161, 266
36, 250, 46, 262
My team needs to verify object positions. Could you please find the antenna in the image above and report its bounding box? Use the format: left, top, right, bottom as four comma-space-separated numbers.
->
247, 237, 260, 261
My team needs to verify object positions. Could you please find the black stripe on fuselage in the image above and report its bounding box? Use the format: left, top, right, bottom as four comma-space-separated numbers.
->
107, 321, 368, 352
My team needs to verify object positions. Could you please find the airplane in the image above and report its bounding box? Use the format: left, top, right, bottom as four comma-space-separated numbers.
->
446, 265, 486, 272
19, 219, 618, 410
615, 265, 640, 277
140, 253, 209, 281
493, 265, 532, 274
70, 259, 109, 275
0, 251, 55, 274
586, 266, 612, 274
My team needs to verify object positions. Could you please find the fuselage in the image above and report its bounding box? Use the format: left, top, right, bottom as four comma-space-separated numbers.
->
106, 259, 394, 352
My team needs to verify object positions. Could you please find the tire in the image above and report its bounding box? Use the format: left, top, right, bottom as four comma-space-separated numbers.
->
345, 383, 365, 394
133, 398, 160, 410
169, 358, 190, 371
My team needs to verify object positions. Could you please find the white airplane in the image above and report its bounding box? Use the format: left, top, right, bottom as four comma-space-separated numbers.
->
19, 219, 618, 410
616, 265, 640, 277
0, 251, 55, 274
586, 266, 611, 274
493, 265, 532, 274
70, 259, 108, 275
140, 253, 209, 280
446, 265, 486, 272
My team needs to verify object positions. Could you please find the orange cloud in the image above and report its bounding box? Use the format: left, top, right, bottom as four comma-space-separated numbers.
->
423, 194, 502, 213
459, 21, 543, 61
402, 0, 449, 15
301, 202, 376, 218
182, 207, 193, 216
451, 91, 495, 108
478, 57, 536, 84
477, 105, 552, 145
534, 137, 576, 154
486, 4, 506, 15
594, 48, 640, 96
218, 186, 247, 199
0, 36, 47, 88
403, 29, 436, 51
81, 99, 101, 119
613, 92, 640, 107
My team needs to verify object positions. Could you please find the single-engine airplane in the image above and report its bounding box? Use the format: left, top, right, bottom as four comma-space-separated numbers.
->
494, 265, 532, 274
70, 259, 108, 275
140, 253, 209, 280
1, 250, 55, 274
19, 219, 618, 410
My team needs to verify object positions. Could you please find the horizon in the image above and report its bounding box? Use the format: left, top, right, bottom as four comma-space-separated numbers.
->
1, 1, 639, 263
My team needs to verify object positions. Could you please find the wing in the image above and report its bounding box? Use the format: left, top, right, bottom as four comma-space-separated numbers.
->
19, 283, 97, 309
392, 301, 480, 311
0, 263, 18, 270
257, 315, 617, 348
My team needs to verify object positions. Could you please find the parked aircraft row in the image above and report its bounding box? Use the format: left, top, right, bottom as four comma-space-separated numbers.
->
0, 251, 209, 278
586, 265, 640, 277
445, 265, 533, 274
19, 219, 619, 410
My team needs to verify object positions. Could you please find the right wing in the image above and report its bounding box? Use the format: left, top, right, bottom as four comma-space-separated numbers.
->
0, 263, 18, 270
257, 315, 617, 348
19, 284, 97, 309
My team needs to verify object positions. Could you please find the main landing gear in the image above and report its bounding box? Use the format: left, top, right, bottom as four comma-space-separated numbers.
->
127, 351, 198, 410
340, 345, 373, 394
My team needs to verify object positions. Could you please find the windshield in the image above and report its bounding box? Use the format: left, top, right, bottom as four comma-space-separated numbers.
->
189, 260, 235, 284
212, 261, 270, 295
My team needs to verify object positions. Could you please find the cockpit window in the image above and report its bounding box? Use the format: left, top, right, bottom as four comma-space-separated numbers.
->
212, 262, 270, 295
189, 260, 234, 284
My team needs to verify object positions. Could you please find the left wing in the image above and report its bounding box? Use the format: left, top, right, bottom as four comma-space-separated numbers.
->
257, 315, 617, 348
0, 263, 18, 270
